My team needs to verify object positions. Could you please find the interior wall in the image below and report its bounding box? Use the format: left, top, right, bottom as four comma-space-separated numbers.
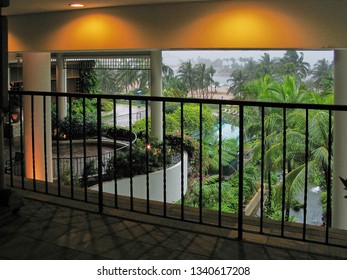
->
7, 0, 347, 52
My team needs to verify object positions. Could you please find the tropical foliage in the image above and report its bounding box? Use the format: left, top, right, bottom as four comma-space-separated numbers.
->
93, 51, 334, 223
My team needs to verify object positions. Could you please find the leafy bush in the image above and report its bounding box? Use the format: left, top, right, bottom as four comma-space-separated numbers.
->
172, 104, 216, 136
165, 103, 180, 114
101, 99, 114, 111
53, 115, 110, 140
104, 139, 180, 180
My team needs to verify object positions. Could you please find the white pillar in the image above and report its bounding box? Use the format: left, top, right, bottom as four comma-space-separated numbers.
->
56, 54, 67, 120
150, 50, 163, 141
23, 52, 53, 182
333, 50, 347, 229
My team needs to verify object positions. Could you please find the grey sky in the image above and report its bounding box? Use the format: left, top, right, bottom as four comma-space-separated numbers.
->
163, 50, 334, 67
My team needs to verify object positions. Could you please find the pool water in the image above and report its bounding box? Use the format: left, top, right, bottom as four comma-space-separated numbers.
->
215, 123, 239, 140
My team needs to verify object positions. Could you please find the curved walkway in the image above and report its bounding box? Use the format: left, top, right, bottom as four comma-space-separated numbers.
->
103, 103, 149, 127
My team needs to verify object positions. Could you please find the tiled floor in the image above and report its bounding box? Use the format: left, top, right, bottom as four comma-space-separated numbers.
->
0, 193, 346, 260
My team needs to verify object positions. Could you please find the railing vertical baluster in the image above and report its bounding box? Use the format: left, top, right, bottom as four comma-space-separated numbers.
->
83, 97, 87, 202
163, 101, 167, 217
19, 93, 24, 189
218, 104, 222, 227
303, 108, 309, 240
97, 97, 103, 213
8, 93, 13, 187
56, 95, 61, 196
180, 102, 185, 221
129, 99, 134, 211
326, 109, 333, 243
281, 107, 287, 237
260, 106, 265, 234
31, 95, 36, 192
238, 105, 244, 239
68, 96, 73, 198
43, 95, 48, 193
199, 102, 203, 224
146, 100, 150, 213
113, 98, 118, 208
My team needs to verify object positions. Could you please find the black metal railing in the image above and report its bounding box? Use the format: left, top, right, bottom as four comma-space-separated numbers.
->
4, 90, 347, 248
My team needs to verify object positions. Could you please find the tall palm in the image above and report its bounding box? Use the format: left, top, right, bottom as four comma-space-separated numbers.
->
97, 69, 116, 93
178, 60, 196, 97
311, 59, 334, 93
258, 53, 276, 78
162, 63, 174, 86
194, 63, 208, 98
227, 69, 247, 99
137, 70, 150, 90
114, 69, 138, 93
206, 65, 216, 94
258, 76, 309, 219
276, 50, 310, 82
243, 58, 259, 80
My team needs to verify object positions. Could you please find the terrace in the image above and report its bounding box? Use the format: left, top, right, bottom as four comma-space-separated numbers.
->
2, 90, 347, 259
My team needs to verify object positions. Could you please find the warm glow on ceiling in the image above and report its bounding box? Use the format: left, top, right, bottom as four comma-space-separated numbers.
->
69, 3, 85, 8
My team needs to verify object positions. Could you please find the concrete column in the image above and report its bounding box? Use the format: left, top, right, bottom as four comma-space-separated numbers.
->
23, 52, 53, 182
150, 50, 163, 141
333, 50, 347, 229
56, 54, 67, 120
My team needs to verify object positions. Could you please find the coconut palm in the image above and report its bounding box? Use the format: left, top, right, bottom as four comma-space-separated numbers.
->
193, 63, 208, 98
311, 59, 334, 93
276, 50, 311, 82
178, 60, 196, 97
96, 69, 117, 93
227, 69, 247, 99
256, 76, 309, 220
206, 65, 217, 95
243, 57, 259, 80
258, 53, 276, 78
162, 63, 174, 86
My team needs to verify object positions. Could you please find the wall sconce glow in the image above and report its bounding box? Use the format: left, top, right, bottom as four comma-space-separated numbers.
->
69, 3, 85, 8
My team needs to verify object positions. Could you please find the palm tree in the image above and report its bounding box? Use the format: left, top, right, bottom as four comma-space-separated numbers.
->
257, 78, 333, 221
114, 69, 137, 93
97, 69, 116, 93
311, 59, 334, 93
227, 69, 247, 99
193, 63, 208, 98
258, 53, 276, 78
162, 63, 174, 86
207, 65, 216, 95
276, 50, 310, 82
242, 74, 274, 101
257, 76, 309, 220
178, 60, 196, 97
243, 58, 259, 80
264, 76, 307, 103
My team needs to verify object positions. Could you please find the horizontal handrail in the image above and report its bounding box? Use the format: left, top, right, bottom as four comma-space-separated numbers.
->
9, 90, 347, 111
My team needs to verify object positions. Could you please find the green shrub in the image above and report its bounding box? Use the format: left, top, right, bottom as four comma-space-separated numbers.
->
104, 139, 179, 180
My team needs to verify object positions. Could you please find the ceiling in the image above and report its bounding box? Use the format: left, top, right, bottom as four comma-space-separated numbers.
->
2, 0, 208, 16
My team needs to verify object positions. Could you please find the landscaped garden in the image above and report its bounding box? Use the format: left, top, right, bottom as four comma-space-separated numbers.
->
53, 50, 334, 225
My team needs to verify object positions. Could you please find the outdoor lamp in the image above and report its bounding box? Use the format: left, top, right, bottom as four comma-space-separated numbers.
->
10, 111, 19, 122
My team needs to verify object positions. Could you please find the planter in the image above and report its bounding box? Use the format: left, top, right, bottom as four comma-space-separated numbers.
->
91, 152, 188, 203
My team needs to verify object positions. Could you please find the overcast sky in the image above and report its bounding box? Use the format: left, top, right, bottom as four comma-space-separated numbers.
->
163, 50, 334, 67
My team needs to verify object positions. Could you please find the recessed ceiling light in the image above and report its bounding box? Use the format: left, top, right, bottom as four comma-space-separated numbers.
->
69, 3, 85, 8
